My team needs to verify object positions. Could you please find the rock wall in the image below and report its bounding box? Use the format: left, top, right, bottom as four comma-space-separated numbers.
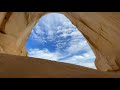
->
0, 12, 120, 72
0, 12, 44, 56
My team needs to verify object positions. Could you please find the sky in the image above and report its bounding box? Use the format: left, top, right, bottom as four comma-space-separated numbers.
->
26, 13, 96, 69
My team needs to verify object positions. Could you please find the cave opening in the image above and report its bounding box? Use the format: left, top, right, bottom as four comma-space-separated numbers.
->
26, 13, 96, 69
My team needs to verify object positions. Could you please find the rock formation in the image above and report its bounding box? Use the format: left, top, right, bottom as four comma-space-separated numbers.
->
0, 53, 120, 78
0, 12, 120, 76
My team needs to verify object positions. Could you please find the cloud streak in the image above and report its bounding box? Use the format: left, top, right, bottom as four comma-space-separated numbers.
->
26, 13, 96, 69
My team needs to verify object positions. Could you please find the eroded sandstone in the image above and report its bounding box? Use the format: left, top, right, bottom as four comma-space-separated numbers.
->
0, 12, 120, 72
0, 53, 120, 78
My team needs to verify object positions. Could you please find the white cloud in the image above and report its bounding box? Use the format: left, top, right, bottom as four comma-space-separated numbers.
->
28, 48, 61, 61
60, 50, 96, 69
28, 48, 96, 69
30, 13, 76, 43
27, 13, 96, 69
65, 40, 86, 54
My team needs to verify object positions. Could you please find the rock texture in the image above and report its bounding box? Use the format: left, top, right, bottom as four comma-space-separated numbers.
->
0, 53, 120, 78
0, 12, 120, 72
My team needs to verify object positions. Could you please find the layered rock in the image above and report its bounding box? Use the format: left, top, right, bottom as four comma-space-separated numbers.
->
0, 12, 120, 72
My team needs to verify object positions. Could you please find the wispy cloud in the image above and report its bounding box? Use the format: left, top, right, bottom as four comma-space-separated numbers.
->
28, 48, 96, 69
60, 50, 96, 69
26, 13, 96, 69
28, 48, 61, 61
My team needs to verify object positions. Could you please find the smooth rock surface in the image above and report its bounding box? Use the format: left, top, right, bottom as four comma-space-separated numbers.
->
0, 53, 119, 78
0, 12, 120, 72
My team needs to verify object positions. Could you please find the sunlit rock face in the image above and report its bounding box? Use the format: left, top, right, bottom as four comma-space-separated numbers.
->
0, 12, 120, 72
0, 12, 44, 56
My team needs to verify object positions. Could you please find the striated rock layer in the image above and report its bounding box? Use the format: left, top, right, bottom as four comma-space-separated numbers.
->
0, 12, 120, 72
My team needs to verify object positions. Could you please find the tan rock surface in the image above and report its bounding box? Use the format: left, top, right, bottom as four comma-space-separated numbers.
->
0, 53, 120, 78
0, 12, 120, 74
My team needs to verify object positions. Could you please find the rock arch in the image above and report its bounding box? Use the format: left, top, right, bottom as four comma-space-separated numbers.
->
0, 12, 120, 72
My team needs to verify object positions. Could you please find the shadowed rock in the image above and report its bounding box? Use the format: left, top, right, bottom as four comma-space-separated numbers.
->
0, 12, 120, 77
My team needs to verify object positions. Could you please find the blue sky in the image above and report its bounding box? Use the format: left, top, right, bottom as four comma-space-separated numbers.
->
26, 13, 96, 69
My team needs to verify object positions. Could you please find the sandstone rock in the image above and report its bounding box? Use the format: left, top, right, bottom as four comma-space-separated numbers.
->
0, 12, 120, 72
0, 53, 119, 78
